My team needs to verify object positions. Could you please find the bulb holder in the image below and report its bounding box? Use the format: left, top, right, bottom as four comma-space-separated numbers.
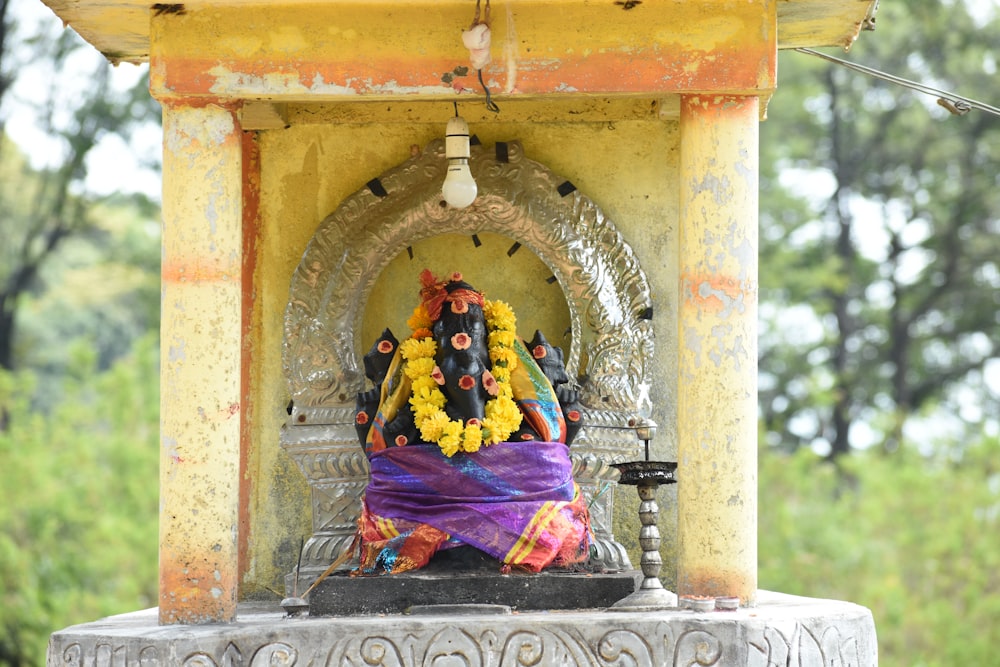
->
442, 115, 477, 208
445, 116, 471, 159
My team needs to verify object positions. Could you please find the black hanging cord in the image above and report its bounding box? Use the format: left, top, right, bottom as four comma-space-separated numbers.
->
478, 69, 500, 113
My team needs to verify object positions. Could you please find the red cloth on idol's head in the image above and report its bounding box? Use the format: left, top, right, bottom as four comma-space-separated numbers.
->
419, 269, 485, 322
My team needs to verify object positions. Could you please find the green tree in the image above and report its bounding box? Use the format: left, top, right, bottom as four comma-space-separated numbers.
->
0, 0, 160, 377
0, 336, 160, 667
15, 188, 162, 408
759, 0, 1000, 457
759, 436, 1000, 666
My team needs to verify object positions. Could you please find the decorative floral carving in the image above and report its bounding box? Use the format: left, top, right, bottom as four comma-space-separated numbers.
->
50, 614, 875, 666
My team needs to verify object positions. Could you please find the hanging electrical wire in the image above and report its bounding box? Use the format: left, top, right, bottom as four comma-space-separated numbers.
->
795, 47, 1000, 119
463, 0, 500, 113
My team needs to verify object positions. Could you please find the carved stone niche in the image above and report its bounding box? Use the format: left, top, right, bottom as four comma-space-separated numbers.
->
280, 138, 655, 580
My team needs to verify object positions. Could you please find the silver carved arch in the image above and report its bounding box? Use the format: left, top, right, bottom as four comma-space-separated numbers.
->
280, 138, 653, 576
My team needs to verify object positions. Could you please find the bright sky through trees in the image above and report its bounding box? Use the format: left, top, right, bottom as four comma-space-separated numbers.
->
5, 0, 161, 200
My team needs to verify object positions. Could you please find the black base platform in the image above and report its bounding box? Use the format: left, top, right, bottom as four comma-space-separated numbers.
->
308, 547, 640, 616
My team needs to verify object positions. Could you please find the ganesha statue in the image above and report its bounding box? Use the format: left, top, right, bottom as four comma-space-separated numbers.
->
352, 270, 590, 575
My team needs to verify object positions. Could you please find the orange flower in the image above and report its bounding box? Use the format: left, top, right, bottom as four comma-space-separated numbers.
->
407, 303, 434, 331
451, 332, 472, 350
482, 370, 498, 396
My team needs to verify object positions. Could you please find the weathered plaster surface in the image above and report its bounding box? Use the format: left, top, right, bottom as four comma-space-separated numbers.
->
148, 2, 775, 102
43, 0, 877, 66
676, 95, 759, 603
160, 104, 244, 623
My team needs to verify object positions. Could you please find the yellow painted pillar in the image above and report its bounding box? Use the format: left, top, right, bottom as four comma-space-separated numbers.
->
159, 103, 245, 624
677, 94, 759, 605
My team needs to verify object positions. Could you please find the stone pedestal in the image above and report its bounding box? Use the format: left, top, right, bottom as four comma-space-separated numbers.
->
48, 591, 876, 666
310, 570, 641, 616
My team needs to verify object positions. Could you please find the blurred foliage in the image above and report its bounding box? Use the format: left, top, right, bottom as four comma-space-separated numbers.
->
0, 335, 159, 666
759, 0, 1000, 457
0, 4, 163, 662
0, 0, 160, 378
0, 138, 161, 410
760, 438, 1000, 666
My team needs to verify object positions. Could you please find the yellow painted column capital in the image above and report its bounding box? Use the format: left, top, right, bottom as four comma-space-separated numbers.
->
159, 102, 245, 624
677, 93, 759, 604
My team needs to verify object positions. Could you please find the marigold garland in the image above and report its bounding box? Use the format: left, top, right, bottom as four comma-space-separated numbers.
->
403, 299, 522, 457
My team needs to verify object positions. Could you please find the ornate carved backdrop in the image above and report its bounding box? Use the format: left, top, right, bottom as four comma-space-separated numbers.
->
281, 139, 654, 576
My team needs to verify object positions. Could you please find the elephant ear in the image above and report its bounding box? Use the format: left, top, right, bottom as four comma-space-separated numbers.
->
363, 328, 399, 386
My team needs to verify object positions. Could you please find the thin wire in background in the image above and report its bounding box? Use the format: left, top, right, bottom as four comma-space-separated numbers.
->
796, 47, 1000, 118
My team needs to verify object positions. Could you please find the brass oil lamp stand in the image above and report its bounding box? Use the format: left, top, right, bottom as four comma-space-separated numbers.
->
609, 410, 678, 611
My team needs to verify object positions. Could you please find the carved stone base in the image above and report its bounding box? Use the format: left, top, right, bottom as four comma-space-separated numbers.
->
48, 591, 876, 666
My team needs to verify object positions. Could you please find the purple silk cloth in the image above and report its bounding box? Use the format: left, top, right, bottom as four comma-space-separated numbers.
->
363, 440, 590, 568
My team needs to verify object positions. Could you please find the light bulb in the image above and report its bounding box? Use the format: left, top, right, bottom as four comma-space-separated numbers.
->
442, 161, 477, 208
442, 115, 478, 208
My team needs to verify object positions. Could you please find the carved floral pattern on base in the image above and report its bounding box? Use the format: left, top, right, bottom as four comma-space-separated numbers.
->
51, 610, 875, 667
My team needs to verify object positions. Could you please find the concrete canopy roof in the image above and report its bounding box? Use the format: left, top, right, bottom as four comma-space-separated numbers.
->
43, 0, 877, 65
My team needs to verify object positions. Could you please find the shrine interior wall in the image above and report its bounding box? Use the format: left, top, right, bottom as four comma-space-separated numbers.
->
242, 110, 681, 597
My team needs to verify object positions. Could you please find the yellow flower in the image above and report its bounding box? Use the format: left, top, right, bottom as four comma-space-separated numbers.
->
442, 420, 463, 438
439, 437, 461, 457
486, 395, 522, 428
418, 410, 451, 441
400, 337, 437, 361
439, 421, 464, 457
488, 330, 516, 348
484, 300, 516, 331
462, 423, 483, 453
482, 415, 516, 445
410, 374, 439, 397
404, 357, 436, 381
411, 399, 443, 424
480, 421, 501, 446
411, 383, 447, 410
490, 346, 518, 367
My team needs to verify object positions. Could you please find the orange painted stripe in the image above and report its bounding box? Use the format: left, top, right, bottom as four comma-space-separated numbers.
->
161, 261, 240, 284
159, 552, 238, 623
681, 273, 758, 312
152, 48, 775, 99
